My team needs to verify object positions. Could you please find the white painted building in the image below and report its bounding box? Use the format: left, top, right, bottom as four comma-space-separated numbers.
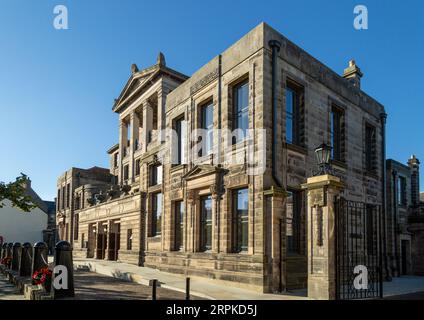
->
0, 179, 50, 245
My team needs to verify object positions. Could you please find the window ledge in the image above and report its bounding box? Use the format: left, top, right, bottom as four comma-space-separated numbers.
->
364, 170, 379, 179
331, 159, 347, 169
285, 143, 308, 155
170, 164, 186, 173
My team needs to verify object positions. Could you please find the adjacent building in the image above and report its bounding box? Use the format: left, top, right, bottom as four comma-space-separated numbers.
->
59, 22, 400, 292
56, 166, 111, 245
0, 178, 50, 244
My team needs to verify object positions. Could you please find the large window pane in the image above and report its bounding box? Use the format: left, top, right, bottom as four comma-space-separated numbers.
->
152, 193, 162, 236
176, 118, 187, 164
234, 81, 249, 140
285, 87, 295, 144
233, 188, 249, 252
175, 201, 184, 250
200, 195, 212, 251
201, 102, 214, 156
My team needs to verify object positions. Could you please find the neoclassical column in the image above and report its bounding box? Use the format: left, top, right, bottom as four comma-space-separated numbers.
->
118, 120, 128, 184
186, 190, 198, 252
142, 101, 153, 152
211, 184, 223, 254
130, 111, 140, 182
301, 174, 344, 300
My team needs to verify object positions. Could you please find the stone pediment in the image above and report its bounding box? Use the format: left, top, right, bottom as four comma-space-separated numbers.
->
113, 67, 158, 112
182, 165, 227, 192
182, 165, 222, 181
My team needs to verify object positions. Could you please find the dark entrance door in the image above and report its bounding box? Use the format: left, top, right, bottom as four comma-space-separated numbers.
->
96, 233, 107, 260
108, 224, 120, 261
335, 198, 383, 299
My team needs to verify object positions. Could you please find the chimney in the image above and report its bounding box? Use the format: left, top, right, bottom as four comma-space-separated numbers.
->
343, 60, 363, 89
408, 155, 420, 206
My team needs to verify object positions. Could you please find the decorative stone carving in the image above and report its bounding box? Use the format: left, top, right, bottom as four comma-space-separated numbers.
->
186, 190, 197, 205
121, 184, 131, 195
131, 63, 139, 74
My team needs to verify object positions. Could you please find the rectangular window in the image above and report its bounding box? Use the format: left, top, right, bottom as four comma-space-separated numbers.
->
200, 101, 214, 156
135, 159, 140, 176
81, 233, 85, 249
62, 186, 65, 210
114, 153, 119, 168
365, 124, 377, 173
149, 164, 162, 186
74, 214, 79, 240
200, 195, 213, 251
151, 193, 162, 236
66, 183, 70, 208
330, 106, 345, 162
286, 190, 301, 254
233, 188, 249, 252
123, 165, 129, 181
233, 80, 249, 141
175, 117, 187, 165
285, 80, 304, 146
398, 176, 407, 206
127, 229, 133, 250
174, 201, 184, 250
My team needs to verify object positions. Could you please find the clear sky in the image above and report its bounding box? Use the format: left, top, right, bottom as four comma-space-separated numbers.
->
0, 0, 423, 200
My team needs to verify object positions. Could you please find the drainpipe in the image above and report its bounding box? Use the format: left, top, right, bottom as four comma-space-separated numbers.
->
269, 40, 283, 188
217, 54, 222, 253
269, 39, 286, 293
380, 112, 391, 281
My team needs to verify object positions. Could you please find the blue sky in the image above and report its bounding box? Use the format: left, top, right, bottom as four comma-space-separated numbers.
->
0, 0, 423, 200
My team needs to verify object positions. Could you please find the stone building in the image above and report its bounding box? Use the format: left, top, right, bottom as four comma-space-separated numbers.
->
56, 166, 111, 245
60, 22, 391, 293
386, 155, 424, 277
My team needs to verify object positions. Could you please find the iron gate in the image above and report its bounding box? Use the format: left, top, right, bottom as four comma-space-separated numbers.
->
335, 198, 383, 299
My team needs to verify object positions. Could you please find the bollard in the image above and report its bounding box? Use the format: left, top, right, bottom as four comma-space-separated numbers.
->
11, 243, 21, 271
186, 277, 190, 300
152, 279, 157, 300
19, 243, 33, 277
32, 242, 49, 284
52, 241, 74, 298
1, 243, 7, 261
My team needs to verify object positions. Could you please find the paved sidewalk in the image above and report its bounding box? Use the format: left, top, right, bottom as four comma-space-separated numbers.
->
74, 259, 308, 300
72, 271, 205, 300
0, 273, 25, 300
383, 276, 424, 297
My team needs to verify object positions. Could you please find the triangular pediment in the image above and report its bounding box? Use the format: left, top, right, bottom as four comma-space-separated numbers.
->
182, 165, 224, 181
113, 67, 159, 112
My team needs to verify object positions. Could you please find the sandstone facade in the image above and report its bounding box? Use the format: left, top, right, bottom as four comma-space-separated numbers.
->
56, 23, 399, 293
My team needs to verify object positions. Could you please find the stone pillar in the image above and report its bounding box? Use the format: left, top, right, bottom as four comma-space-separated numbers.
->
119, 120, 128, 184
130, 111, 140, 182
186, 190, 197, 252
19, 242, 33, 277
301, 174, 344, 300
144, 101, 154, 150
263, 186, 287, 293
11, 242, 21, 271
52, 241, 75, 298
